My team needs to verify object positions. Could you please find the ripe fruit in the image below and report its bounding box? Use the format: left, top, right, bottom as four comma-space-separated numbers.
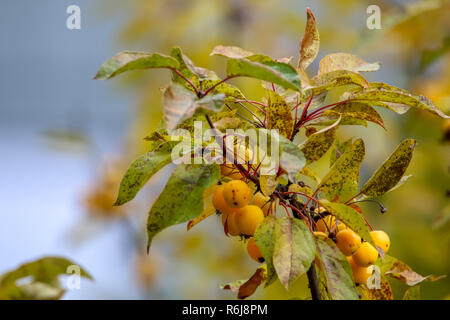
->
313, 231, 328, 238
252, 192, 274, 216
225, 211, 240, 236
315, 215, 336, 233
220, 164, 243, 180
247, 238, 264, 263
223, 180, 252, 208
212, 185, 231, 214
347, 256, 374, 285
370, 230, 390, 253
235, 205, 264, 236
336, 229, 361, 256
352, 242, 379, 267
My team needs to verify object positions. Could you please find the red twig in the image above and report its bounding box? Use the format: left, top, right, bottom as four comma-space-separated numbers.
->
203, 75, 237, 96
171, 68, 200, 96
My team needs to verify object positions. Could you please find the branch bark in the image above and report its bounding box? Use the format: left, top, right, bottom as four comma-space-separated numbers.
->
306, 262, 321, 300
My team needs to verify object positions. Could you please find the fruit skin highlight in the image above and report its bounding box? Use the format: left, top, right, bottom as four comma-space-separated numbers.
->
212, 185, 230, 214
223, 180, 252, 208
336, 229, 362, 256
370, 230, 390, 253
225, 211, 240, 236
247, 238, 264, 263
235, 205, 264, 236
352, 242, 379, 267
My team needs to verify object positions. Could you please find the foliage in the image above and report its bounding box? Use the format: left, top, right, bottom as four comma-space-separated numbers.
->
0, 256, 92, 300
95, 8, 447, 300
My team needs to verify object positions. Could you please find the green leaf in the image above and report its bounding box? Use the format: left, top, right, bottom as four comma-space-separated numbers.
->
146, 164, 220, 249
330, 138, 353, 167
163, 84, 224, 133
300, 117, 340, 164
318, 138, 365, 202
94, 51, 179, 80
318, 53, 380, 75
323, 101, 385, 129
267, 91, 294, 139
170, 47, 218, 81
298, 8, 320, 71
226, 57, 302, 91
315, 237, 359, 300
254, 216, 277, 287
114, 149, 174, 206
403, 285, 421, 300
319, 201, 375, 247
359, 139, 416, 198
375, 255, 445, 286
348, 89, 449, 119
273, 217, 316, 289
0, 256, 93, 287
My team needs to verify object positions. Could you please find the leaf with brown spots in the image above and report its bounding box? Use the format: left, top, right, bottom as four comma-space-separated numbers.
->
147, 164, 220, 250
318, 139, 365, 202
273, 217, 316, 289
298, 8, 320, 71
315, 237, 359, 300
359, 139, 416, 198
267, 91, 294, 139
114, 148, 174, 206
358, 278, 393, 300
318, 53, 380, 75
300, 117, 340, 164
297, 166, 320, 183
348, 88, 449, 119
376, 255, 446, 286
323, 101, 385, 129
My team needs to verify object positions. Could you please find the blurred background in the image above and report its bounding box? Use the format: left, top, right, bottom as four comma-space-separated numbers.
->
0, 0, 448, 299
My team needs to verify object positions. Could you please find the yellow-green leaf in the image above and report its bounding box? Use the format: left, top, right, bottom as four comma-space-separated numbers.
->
147, 164, 220, 250
94, 51, 179, 80
359, 139, 416, 198
300, 117, 340, 164
315, 237, 359, 300
273, 217, 316, 289
318, 139, 365, 202
267, 91, 294, 139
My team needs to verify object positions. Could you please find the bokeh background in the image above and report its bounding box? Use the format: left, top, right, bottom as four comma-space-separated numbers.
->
0, 0, 448, 299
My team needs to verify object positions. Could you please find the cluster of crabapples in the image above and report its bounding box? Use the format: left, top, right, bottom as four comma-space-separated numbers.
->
212, 163, 274, 263
314, 211, 391, 285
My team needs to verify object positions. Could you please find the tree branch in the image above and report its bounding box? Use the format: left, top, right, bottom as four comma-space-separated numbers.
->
306, 262, 321, 300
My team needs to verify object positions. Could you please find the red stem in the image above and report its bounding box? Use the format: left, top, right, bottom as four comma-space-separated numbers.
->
171, 68, 200, 96
203, 75, 237, 96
